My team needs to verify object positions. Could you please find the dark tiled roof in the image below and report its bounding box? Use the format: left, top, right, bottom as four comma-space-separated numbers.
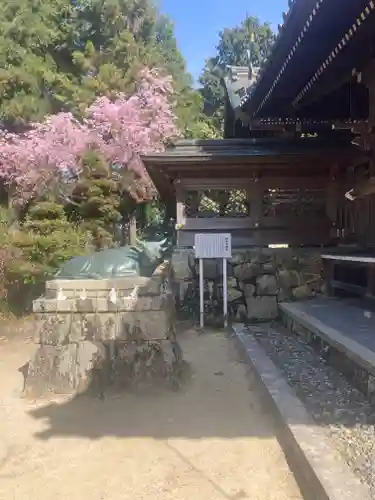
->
142, 137, 359, 163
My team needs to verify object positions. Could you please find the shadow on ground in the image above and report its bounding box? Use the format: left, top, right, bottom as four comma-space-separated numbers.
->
26, 329, 275, 442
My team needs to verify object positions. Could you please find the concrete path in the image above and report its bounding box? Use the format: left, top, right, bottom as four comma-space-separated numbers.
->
0, 324, 302, 500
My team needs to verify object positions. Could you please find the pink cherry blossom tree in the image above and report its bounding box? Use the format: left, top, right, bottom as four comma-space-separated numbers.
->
0, 68, 179, 206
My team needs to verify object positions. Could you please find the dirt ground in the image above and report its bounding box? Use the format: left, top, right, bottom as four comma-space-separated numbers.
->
0, 321, 302, 500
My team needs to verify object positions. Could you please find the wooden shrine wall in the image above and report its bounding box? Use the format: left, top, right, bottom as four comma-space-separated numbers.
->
175, 176, 333, 248
333, 165, 375, 249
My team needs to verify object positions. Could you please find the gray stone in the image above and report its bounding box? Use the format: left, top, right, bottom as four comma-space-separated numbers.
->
261, 261, 277, 274
171, 249, 194, 280
292, 284, 315, 300
243, 284, 256, 298
45, 276, 164, 299
228, 288, 243, 302
277, 287, 292, 303
33, 295, 169, 314
233, 262, 261, 281
202, 259, 218, 280
75, 341, 107, 394
25, 344, 79, 397
302, 273, 322, 292
228, 277, 238, 288
246, 296, 278, 321
256, 275, 278, 296
277, 269, 302, 289
36, 315, 71, 345
236, 304, 247, 321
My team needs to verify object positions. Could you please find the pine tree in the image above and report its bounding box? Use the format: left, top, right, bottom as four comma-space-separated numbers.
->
67, 149, 121, 250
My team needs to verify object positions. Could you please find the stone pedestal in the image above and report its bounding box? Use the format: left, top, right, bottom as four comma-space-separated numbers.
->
25, 262, 184, 397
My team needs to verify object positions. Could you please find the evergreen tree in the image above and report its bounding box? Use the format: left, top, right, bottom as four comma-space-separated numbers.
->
0, 0, 210, 137
66, 149, 121, 250
199, 15, 275, 131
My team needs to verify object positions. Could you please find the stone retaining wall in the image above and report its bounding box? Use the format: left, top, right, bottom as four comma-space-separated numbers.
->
25, 261, 184, 398
172, 247, 325, 324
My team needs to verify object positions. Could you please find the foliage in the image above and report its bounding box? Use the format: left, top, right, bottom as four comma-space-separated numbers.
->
66, 149, 122, 249
6, 201, 91, 284
0, 67, 179, 205
0, 200, 90, 313
0, 0, 225, 315
199, 15, 275, 131
0, 0, 208, 137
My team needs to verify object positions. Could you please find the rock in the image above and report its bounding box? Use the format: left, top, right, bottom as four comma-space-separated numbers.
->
202, 259, 218, 280
177, 280, 190, 302
273, 249, 294, 268
277, 287, 292, 303
298, 253, 322, 274
75, 341, 107, 394
236, 304, 247, 321
233, 262, 260, 281
301, 273, 322, 292
243, 284, 256, 298
277, 269, 302, 289
292, 284, 315, 300
171, 249, 194, 280
256, 275, 278, 296
301, 272, 321, 284
228, 277, 238, 288
228, 288, 243, 302
230, 253, 245, 266
261, 261, 276, 274
246, 296, 278, 321
36, 315, 71, 345
25, 344, 79, 397
119, 310, 171, 341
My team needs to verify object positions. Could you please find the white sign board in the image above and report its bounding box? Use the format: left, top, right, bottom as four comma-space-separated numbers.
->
194, 233, 232, 259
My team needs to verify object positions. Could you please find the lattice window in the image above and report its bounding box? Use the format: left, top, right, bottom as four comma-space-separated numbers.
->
263, 189, 326, 217
185, 189, 249, 218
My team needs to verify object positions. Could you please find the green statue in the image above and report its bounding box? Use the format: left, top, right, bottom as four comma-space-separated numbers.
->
55, 238, 171, 280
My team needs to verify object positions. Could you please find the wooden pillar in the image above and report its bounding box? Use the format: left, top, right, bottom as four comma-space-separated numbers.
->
322, 258, 334, 296
364, 68, 375, 246
174, 180, 186, 247
326, 165, 339, 239
175, 180, 186, 226
368, 264, 375, 297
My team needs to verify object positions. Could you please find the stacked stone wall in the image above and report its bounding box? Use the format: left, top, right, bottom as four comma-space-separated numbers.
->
172, 247, 325, 324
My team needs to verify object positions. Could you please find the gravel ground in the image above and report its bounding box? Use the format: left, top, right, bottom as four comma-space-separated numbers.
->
0, 322, 302, 500
246, 323, 375, 495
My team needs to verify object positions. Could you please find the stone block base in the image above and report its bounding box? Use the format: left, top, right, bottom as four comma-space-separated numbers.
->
25, 261, 185, 397
25, 338, 184, 398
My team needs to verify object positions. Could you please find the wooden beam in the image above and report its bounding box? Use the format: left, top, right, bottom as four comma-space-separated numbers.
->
182, 215, 331, 231
177, 176, 329, 190
177, 226, 332, 248
165, 155, 350, 169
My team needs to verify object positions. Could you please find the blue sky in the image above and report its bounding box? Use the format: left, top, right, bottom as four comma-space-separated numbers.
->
160, 0, 288, 82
